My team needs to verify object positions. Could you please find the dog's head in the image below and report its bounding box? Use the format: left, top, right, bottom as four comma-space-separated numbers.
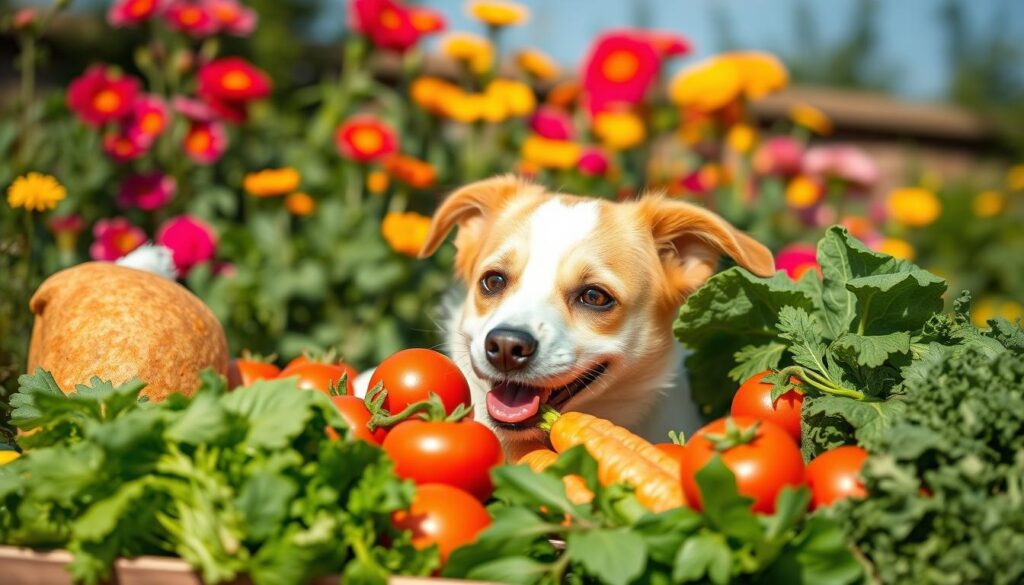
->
420, 176, 774, 443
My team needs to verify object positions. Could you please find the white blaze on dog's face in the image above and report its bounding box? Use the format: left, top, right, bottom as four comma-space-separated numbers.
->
420, 176, 774, 448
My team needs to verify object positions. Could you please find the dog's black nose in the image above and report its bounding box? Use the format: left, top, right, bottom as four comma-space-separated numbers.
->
484, 328, 538, 372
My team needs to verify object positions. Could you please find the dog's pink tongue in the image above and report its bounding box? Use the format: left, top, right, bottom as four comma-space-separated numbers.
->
486, 383, 542, 424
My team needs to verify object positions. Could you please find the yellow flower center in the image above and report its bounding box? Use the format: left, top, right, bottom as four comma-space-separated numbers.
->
602, 50, 640, 83
114, 230, 142, 253
213, 4, 239, 23
351, 127, 384, 153
379, 8, 402, 30
139, 111, 165, 135
221, 70, 253, 91
179, 6, 202, 25
93, 89, 123, 114
129, 0, 155, 17
187, 128, 212, 153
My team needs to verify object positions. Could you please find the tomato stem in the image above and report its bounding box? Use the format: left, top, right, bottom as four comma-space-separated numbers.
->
667, 430, 685, 446
702, 417, 761, 452
367, 391, 473, 430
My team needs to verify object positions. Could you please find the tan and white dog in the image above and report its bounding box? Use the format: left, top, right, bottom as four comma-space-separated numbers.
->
417, 176, 775, 460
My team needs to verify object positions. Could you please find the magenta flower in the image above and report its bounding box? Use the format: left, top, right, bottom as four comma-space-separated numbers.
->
117, 173, 177, 211
775, 243, 819, 280
578, 147, 610, 177
202, 0, 257, 36
530, 106, 574, 140
173, 96, 219, 122
66, 65, 140, 127
126, 95, 170, 145
157, 215, 217, 276
802, 145, 880, 192
90, 217, 147, 261
164, 1, 219, 37
753, 136, 803, 177
103, 130, 149, 162
108, 0, 166, 27
183, 120, 228, 165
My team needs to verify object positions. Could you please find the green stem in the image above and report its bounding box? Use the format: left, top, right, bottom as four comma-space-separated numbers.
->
17, 34, 36, 171
22, 212, 35, 291
784, 366, 865, 400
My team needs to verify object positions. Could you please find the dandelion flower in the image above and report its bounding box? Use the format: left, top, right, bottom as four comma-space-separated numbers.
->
381, 211, 432, 257
7, 173, 66, 212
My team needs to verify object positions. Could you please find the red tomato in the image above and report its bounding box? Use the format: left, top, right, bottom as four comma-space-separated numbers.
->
280, 363, 358, 395
681, 416, 805, 514
383, 419, 503, 501
369, 349, 471, 415
805, 445, 869, 509
392, 484, 491, 563
655, 443, 687, 474
730, 370, 804, 443
325, 395, 388, 445
227, 358, 280, 389
282, 355, 310, 371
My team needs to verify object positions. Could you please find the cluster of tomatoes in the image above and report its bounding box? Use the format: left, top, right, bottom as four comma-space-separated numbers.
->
229, 348, 501, 564
653, 371, 869, 514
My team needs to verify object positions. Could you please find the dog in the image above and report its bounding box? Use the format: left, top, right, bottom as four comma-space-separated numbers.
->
416, 175, 775, 461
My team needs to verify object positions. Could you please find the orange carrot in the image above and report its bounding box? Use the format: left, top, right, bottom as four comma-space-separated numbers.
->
518, 449, 594, 505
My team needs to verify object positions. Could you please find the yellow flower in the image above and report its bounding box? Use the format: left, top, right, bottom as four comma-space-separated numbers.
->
7, 172, 66, 212
442, 91, 487, 124
284, 192, 315, 216
485, 78, 536, 117
410, 76, 463, 115
468, 0, 528, 27
521, 134, 582, 170
887, 187, 942, 227
244, 167, 301, 197
1007, 164, 1024, 192
441, 33, 494, 74
875, 238, 915, 260
785, 176, 823, 209
381, 211, 432, 257
731, 52, 788, 99
593, 110, 645, 150
669, 51, 787, 112
972, 297, 1023, 328
0, 451, 19, 465
367, 170, 390, 194
789, 103, 832, 135
973, 190, 1006, 218
726, 123, 757, 153
516, 49, 559, 80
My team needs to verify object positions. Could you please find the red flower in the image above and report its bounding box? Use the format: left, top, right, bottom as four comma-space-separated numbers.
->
118, 172, 177, 211
581, 31, 660, 115
103, 131, 148, 162
201, 0, 256, 36
90, 218, 147, 261
108, 0, 166, 27
164, 1, 219, 37
409, 6, 445, 34
776, 244, 819, 280
126, 95, 170, 145
644, 30, 691, 58
578, 147, 610, 177
67, 65, 140, 127
350, 0, 422, 53
335, 116, 398, 163
198, 57, 271, 102
183, 120, 228, 164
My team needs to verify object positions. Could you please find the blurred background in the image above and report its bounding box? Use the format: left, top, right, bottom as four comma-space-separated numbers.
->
1, 0, 1023, 398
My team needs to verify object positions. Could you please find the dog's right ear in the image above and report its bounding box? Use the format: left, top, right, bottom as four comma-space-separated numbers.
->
419, 175, 537, 279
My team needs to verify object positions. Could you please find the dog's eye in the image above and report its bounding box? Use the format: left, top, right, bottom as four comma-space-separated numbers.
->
480, 272, 507, 295
579, 287, 614, 309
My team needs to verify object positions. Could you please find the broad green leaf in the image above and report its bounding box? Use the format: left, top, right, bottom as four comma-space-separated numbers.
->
546, 444, 601, 496
832, 331, 911, 368
763, 487, 811, 541
10, 369, 70, 429
635, 507, 703, 565
444, 508, 560, 579
803, 394, 907, 448
165, 390, 233, 445
491, 464, 580, 518
845, 271, 946, 335
221, 378, 317, 450
464, 557, 550, 584
776, 306, 831, 375
762, 516, 863, 585
673, 532, 732, 584
729, 342, 786, 383
72, 479, 153, 542
695, 457, 761, 542
236, 472, 298, 541
566, 527, 648, 585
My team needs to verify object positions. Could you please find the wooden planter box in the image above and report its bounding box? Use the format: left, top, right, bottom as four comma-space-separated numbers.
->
0, 546, 494, 585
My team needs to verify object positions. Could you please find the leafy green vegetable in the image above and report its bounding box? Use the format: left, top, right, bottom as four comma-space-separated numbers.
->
443, 447, 860, 584
0, 370, 437, 585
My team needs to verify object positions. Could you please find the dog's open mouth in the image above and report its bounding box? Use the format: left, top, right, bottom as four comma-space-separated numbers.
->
485, 363, 608, 427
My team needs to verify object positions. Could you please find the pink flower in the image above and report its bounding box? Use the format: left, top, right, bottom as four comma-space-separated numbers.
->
183, 120, 228, 164
802, 145, 880, 192
14, 8, 37, 30
108, 0, 166, 27
578, 147, 610, 177
156, 215, 217, 276
581, 31, 660, 115
201, 0, 256, 36
164, 1, 219, 37
173, 95, 219, 121
90, 217, 147, 261
126, 95, 171, 145
117, 172, 177, 210
67, 65, 141, 127
775, 243, 819, 280
753, 136, 803, 177
103, 130, 149, 162
530, 106, 574, 140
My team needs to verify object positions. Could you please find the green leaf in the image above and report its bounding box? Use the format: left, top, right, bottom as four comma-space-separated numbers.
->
729, 342, 786, 383
832, 331, 911, 368
443, 508, 559, 579
764, 516, 863, 585
546, 444, 601, 496
763, 487, 811, 541
845, 271, 946, 335
803, 394, 907, 448
491, 464, 581, 518
673, 532, 732, 584
464, 557, 551, 584
165, 390, 233, 445
776, 306, 832, 375
236, 472, 298, 541
221, 378, 318, 450
635, 508, 703, 565
695, 457, 761, 541
566, 527, 648, 585
72, 479, 154, 542
10, 369, 69, 430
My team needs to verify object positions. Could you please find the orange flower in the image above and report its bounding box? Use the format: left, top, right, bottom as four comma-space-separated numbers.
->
367, 170, 390, 194
521, 134, 581, 170
441, 33, 494, 74
670, 51, 787, 112
516, 49, 559, 80
468, 0, 528, 27
382, 211, 432, 257
790, 103, 833, 135
593, 110, 645, 150
410, 76, 463, 115
285, 192, 316, 216
546, 80, 581, 109
243, 167, 301, 197
485, 79, 536, 117
1007, 164, 1024, 191
385, 154, 437, 189
335, 116, 398, 163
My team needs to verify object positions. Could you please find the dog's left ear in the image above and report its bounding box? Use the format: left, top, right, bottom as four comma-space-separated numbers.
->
419, 175, 539, 279
639, 197, 775, 300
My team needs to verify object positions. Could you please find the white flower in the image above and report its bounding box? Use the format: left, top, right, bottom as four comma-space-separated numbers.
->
116, 244, 177, 280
